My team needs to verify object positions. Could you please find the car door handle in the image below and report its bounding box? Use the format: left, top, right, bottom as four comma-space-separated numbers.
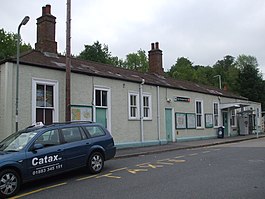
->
57, 149, 63, 152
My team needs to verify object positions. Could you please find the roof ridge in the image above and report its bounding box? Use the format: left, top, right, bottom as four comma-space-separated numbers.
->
1, 50, 247, 100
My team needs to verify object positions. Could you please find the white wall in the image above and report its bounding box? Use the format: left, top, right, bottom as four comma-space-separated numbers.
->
0, 62, 262, 144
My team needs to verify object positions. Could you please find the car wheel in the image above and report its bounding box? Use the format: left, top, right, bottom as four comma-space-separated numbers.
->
0, 169, 21, 198
87, 152, 104, 174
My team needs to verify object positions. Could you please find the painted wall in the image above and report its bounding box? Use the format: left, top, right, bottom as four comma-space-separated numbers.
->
0, 62, 262, 146
0, 63, 16, 139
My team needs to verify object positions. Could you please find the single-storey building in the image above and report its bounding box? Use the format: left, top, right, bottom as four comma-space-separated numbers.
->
0, 5, 262, 148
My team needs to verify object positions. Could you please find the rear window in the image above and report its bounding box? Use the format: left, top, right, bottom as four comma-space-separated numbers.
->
61, 127, 84, 143
85, 126, 106, 138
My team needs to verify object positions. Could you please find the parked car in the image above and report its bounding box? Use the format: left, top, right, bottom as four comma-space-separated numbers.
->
0, 121, 116, 198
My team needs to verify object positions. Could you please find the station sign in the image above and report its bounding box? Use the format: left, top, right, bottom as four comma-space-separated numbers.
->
174, 96, 190, 102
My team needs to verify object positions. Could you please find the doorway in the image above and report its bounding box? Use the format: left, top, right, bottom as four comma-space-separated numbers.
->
165, 108, 173, 141
222, 112, 228, 136
96, 108, 107, 128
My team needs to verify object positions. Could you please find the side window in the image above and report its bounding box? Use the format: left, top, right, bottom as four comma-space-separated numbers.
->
61, 127, 82, 143
85, 126, 106, 138
195, 100, 204, 128
35, 129, 60, 147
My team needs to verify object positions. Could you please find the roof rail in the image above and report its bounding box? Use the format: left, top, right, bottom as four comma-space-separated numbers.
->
48, 121, 94, 126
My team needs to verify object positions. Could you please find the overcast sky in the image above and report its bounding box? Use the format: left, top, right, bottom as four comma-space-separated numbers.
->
1, 0, 265, 75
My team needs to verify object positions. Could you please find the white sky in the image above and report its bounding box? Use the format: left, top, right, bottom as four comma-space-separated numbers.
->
1, 0, 265, 75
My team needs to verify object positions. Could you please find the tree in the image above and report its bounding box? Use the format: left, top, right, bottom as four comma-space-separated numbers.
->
78, 41, 112, 64
0, 28, 32, 60
168, 57, 195, 81
212, 55, 239, 91
193, 65, 215, 85
78, 41, 124, 67
235, 55, 265, 109
123, 49, 148, 72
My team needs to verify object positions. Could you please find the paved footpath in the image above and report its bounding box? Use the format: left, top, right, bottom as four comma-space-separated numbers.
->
115, 134, 265, 158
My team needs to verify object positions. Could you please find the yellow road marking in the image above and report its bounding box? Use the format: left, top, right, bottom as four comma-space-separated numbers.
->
110, 167, 128, 173
167, 159, 186, 163
188, 153, 198, 156
10, 182, 67, 199
76, 174, 98, 181
137, 163, 163, 169
127, 169, 148, 174
157, 159, 174, 165
175, 155, 185, 159
96, 173, 121, 179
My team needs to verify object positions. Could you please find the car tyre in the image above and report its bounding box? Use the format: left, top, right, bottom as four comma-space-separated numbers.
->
0, 169, 21, 198
87, 152, 104, 174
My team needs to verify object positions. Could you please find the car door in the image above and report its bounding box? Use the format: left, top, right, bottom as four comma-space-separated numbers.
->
60, 126, 92, 170
24, 129, 65, 180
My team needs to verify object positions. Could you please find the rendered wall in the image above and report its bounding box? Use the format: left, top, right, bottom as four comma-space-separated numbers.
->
0, 62, 262, 145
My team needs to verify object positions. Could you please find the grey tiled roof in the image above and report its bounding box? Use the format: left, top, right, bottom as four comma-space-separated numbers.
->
4, 50, 247, 100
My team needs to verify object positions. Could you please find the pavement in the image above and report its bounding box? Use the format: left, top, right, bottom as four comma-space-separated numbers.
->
115, 133, 265, 159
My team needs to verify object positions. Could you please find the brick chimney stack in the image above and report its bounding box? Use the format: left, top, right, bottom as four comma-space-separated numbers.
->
35, 4, 57, 54
148, 42, 164, 75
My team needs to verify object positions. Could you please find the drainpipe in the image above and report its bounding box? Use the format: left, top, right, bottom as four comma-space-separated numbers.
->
157, 86, 161, 142
139, 79, 145, 142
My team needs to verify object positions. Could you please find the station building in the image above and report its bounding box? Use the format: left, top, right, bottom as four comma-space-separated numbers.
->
0, 5, 262, 148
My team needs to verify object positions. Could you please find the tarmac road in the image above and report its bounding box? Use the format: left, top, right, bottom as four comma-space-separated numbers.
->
14, 137, 265, 199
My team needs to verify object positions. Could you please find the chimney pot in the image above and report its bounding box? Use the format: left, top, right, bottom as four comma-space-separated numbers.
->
155, 42, 159, 49
46, 4, 51, 14
42, 4, 51, 16
42, 6, 46, 15
151, 43, 154, 50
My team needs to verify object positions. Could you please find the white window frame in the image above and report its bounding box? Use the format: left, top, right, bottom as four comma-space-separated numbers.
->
213, 102, 219, 128
32, 78, 59, 124
128, 92, 140, 120
195, 99, 204, 128
143, 93, 152, 120
93, 86, 111, 131
95, 89, 108, 108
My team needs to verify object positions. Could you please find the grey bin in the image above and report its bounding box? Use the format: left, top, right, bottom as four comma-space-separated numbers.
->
217, 126, 224, 138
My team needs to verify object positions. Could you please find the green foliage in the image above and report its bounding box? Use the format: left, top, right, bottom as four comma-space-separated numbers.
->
123, 49, 148, 72
193, 66, 214, 85
235, 55, 265, 109
78, 41, 114, 64
236, 55, 259, 70
0, 28, 31, 60
212, 55, 239, 91
78, 42, 149, 72
168, 57, 195, 81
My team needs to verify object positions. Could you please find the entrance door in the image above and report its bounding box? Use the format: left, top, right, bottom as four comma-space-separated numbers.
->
96, 108, 107, 128
94, 88, 109, 129
165, 108, 173, 141
223, 112, 228, 136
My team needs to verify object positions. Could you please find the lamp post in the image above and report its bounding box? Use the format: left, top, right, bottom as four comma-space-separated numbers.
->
213, 75, 222, 89
16, 16, 30, 132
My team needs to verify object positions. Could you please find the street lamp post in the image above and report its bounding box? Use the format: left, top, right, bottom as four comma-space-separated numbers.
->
16, 16, 30, 132
214, 75, 222, 90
